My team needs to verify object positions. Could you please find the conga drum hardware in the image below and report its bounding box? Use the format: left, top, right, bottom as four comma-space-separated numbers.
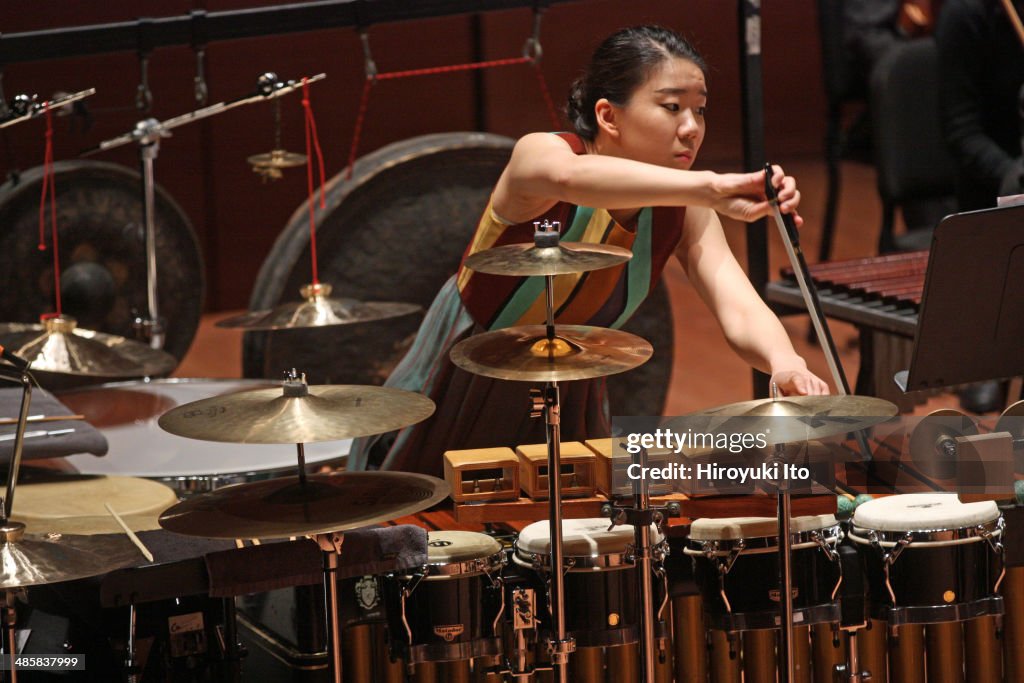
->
86, 72, 326, 350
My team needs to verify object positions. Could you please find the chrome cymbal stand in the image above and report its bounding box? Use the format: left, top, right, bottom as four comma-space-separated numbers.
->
603, 445, 678, 682
86, 73, 326, 349
530, 221, 574, 683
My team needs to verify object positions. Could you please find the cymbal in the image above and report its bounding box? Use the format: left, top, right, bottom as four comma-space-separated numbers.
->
159, 471, 449, 539
450, 324, 653, 382
464, 242, 632, 276
158, 382, 435, 444
910, 409, 977, 479
0, 316, 177, 378
248, 149, 307, 181
0, 523, 141, 588
215, 283, 420, 330
675, 395, 899, 446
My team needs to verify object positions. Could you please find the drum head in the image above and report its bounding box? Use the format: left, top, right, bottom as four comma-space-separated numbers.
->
852, 493, 1000, 532
516, 517, 663, 561
426, 530, 502, 565
0, 161, 203, 364
242, 133, 674, 416
689, 514, 839, 541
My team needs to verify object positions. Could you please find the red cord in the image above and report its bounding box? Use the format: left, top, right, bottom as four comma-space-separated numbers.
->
38, 104, 62, 317
302, 77, 327, 285
344, 55, 560, 179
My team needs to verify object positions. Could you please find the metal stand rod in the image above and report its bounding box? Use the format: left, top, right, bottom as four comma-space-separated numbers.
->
541, 269, 573, 682
138, 140, 165, 350
1, 372, 31, 523
322, 548, 342, 683
777, 478, 795, 683
296, 442, 308, 486
125, 603, 139, 683
1, 594, 16, 683
633, 446, 657, 682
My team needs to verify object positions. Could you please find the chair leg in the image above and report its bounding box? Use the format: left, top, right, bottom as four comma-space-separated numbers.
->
818, 104, 843, 263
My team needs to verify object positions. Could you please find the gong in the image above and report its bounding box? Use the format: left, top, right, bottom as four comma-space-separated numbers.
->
243, 132, 673, 417
0, 160, 203, 363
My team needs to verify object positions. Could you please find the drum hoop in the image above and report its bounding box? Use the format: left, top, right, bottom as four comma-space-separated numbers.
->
513, 540, 668, 571
683, 524, 843, 556
848, 517, 1002, 547
402, 550, 506, 579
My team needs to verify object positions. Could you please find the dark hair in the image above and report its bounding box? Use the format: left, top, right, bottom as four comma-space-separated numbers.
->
567, 26, 708, 141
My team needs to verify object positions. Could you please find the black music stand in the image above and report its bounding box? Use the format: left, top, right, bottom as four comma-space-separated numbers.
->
895, 203, 1024, 392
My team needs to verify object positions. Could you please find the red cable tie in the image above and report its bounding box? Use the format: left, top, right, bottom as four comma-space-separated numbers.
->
38, 105, 62, 316
532, 63, 561, 129
302, 77, 327, 285
374, 56, 531, 81
345, 78, 374, 181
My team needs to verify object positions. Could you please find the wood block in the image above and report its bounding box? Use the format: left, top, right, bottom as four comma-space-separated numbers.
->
584, 437, 675, 496
443, 447, 520, 503
515, 442, 596, 500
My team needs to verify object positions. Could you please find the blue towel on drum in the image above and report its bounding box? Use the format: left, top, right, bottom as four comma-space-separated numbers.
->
0, 387, 107, 461
337, 524, 428, 579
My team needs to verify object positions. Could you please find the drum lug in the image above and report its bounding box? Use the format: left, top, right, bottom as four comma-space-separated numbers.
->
511, 587, 536, 631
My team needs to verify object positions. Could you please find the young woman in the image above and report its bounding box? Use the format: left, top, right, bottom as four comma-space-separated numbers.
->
349, 25, 828, 476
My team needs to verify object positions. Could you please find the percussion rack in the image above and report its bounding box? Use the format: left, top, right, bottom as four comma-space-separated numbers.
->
83, 73, 325, 351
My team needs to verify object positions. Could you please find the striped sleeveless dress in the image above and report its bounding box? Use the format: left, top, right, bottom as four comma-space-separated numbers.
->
347, 133, 686, 476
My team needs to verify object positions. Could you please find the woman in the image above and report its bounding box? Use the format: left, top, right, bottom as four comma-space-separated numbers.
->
349, 25, 828, 476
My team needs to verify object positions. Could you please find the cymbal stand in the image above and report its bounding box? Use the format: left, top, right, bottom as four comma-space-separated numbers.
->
771, 437, 797, 683
603, 445, 678, 682
0, 363, 32, 683
84, 73, 326, 350
530, 222, 574, 682
317, 531, 345, 683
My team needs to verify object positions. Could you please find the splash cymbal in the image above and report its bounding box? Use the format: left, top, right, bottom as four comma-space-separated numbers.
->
463, 242, 632, 276
248, 149, 308, 181
450, 324, 653, 382
674, 395, 899, 446
0, 522, 141, 588
159, 471, 449, 539
0, 316, 177, 378
215, 283, 420, 330
157, 380, 435, 444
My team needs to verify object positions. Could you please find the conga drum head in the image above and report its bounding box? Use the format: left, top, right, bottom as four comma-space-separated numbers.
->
514, 517, 664, 570
242, 132, 674, 416
688, 514, 841, 553
421, 530, 504, 577
852, 493, 1000, 538
0, 161, 202, 370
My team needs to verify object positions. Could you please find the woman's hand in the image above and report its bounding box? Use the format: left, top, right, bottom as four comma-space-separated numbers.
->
710, 165, 803, 227
769, 367, 830, 396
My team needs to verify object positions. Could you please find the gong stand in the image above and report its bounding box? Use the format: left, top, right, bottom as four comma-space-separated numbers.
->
87, 73, 326, 350
602, 445, 679, 683
0, 89, 95, 130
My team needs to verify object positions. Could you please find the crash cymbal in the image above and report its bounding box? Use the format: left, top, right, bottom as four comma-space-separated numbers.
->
674, 395, 899, 446
215, 282, 421, 330
0, 316, 177, 378
464, 242, 632, 276
159, 471, 449, 539
157, 380, 435, 444
0, 522, 141, 588
450, 324, 653, 382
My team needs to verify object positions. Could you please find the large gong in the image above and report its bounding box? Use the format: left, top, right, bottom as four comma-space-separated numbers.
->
0, 160, 203, 363
243, 132, 673, 417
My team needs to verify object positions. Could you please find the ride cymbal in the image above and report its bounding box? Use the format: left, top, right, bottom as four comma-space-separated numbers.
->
450, 324, 652, 382
158, 380, 435, 444
159, 471, 449, 539
0, 316, 177, 378
463, 242, 632, 276
675, 394, 899, 446
215, 283, 420, 330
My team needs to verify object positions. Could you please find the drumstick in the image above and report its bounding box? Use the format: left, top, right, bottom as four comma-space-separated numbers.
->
0, 414, 85, 426
104, 502, 155, 563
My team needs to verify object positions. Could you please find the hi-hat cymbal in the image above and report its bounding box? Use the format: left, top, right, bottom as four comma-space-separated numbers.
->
0, 316, 177, 378
159, 471, 449, 539
464, 242, 632, 276
158, 381, 435, 444
674, 395, 899, 446
450, 324, 653, 382
0, 523, 141, 588
215, 283, 420, 330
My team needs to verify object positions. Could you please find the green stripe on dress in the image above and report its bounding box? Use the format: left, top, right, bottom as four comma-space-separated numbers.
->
611, 207, 653, 329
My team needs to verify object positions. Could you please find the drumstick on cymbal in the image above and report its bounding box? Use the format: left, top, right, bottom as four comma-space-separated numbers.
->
105, 502, 155, 563
0, 414, 85, 426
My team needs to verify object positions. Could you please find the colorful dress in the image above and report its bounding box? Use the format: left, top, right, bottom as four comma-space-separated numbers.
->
347, 133, 687, 476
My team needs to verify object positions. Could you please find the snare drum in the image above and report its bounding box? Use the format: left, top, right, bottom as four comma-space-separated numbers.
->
685, 514, 842, 631
57, 379, 349, 494
385, 530, 505, 665
849, 493, 1005, 627
513, 518, 669, 648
